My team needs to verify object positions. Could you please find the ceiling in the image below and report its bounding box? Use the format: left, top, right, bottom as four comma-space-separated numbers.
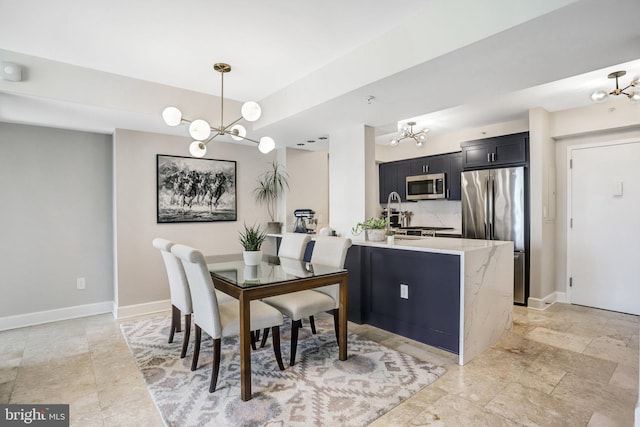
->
1, 0, 639, 150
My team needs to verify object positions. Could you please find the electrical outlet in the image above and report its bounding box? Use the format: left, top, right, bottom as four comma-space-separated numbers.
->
400, 283, 408, 299
77, 277, 86, 290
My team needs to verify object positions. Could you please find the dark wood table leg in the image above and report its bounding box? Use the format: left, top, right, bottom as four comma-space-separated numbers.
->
338, 274, 348, 361
239, 293, 252, 401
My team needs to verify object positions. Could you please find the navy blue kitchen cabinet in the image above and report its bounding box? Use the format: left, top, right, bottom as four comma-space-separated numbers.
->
408, 154, 447, 175
379, 151, 463, 203
460, 131, 529, 170
283, 241, 461, 354
447, 151, 462, 200
361, 247, 460, 354
378, 160, 409, 202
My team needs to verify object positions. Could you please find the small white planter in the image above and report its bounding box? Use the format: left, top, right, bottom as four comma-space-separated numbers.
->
387, 235, 395, 245
243, 250, 262, 266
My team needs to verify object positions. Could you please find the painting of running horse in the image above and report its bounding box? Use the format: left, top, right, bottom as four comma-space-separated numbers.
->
157, 155, 237, 223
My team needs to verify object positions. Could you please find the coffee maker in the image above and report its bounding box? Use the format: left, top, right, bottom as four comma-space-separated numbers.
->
293, 209, 317, 233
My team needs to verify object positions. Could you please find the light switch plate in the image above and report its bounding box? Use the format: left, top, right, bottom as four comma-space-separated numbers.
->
400, 283, 408, 299
613, 180, 623, 197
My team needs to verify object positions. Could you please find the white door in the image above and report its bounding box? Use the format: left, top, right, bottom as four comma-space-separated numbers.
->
568, 140, 640, 315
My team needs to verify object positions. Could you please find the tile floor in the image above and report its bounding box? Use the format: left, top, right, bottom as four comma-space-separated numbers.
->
0, 303, 638, 426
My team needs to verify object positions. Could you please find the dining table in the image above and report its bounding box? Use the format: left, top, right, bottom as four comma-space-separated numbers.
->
206, 253, 349, 401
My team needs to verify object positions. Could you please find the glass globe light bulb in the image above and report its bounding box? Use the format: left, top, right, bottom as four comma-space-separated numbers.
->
162, 106, 182, 126
230, 124, 247, 141
590, 90, 608, 103
241, 101, 262, 122
189, 141, 207, 157
419, 133, 426, 141
630, 91, 640, 103
258, 136, 275, 154
390, 139, 399, 146
415, 140, 423, 147
189, 119, 211, 141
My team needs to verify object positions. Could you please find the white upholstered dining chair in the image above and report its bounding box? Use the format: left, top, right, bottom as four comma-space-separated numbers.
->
278, 232, 312, 259
153, 238, 234, 358
262, 235, 352, 366
152, 238, 193, 358
171, 243, 285, 393
256, 232, 312, 347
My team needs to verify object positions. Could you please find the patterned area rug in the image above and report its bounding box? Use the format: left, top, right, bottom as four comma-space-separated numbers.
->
120, 314, 445, 427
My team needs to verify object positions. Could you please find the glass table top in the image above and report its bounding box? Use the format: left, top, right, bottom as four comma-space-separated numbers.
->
206, 254, 345, 288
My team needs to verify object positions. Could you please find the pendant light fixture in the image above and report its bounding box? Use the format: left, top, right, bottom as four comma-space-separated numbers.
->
590, 70, 640, 103
390, 121, 429, 147
162, 63, 275, 157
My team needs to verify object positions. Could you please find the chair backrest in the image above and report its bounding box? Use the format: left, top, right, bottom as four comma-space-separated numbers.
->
152, 238, 192, 314
170, 243, 222, 339
310, 236, 352, 268
310, 236, 352, 307
278, 233, 312, 260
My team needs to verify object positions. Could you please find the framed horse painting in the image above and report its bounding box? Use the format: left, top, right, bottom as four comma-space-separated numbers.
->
156, 154, 237, 223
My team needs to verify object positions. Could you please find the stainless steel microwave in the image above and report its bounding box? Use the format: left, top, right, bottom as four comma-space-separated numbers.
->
406, 173, 446, 200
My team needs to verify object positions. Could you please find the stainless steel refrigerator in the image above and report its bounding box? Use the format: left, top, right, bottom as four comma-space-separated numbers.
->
461, 166, 527, 304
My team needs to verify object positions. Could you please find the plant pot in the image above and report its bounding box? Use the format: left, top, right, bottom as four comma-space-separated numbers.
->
387, 235, 395, 245
366, 229, 386, 242
243, 250, 262, 266
243, 265, 259, 281
266, 221, 282, 234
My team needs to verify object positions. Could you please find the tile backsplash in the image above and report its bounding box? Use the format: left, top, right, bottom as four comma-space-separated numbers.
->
386, 200, 462, 230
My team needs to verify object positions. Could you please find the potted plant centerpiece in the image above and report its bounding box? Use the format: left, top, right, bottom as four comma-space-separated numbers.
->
253, 161, 289, 234
351, 217, 387, 242
239, 223, 267, 266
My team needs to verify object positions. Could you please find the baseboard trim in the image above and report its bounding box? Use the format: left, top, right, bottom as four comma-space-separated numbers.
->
528, 291, 567, 310
115, 299, 170, 319
0, 301, 115, 331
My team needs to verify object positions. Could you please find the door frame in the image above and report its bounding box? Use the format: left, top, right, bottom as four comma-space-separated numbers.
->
565, 137, 640, 303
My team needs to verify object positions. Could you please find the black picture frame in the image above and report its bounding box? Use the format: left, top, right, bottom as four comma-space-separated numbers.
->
156, 154, 237, 223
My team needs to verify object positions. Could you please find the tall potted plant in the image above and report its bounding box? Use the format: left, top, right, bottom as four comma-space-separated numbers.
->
239, 223, 267, 266
253, 161, 289, 234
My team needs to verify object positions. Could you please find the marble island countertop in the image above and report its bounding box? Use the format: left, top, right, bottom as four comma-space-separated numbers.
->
353, 236, 513, 255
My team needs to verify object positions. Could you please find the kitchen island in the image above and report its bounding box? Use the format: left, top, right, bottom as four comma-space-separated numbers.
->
349, 236, 513, 365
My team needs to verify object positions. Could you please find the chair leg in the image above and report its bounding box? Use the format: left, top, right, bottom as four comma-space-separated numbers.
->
191, 325, 202, 371
333, 309, 340, 345
169, 305, 180, 343
260, 327, 270, 348
209, 338, 221, 393
290, 319, 302, 366
250, 331, 257, 351
180, 314, 191, 358
309, 315, 317, 334
271, 326, 285, 371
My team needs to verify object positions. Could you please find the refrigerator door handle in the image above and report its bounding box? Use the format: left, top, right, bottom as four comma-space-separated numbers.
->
484, 176, 490, 237
488, 175, 494, 239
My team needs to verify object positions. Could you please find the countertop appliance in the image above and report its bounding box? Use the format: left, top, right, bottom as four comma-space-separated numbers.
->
293, 209, 316, 234
406, 173, 446, 200
461, 166, 528, 304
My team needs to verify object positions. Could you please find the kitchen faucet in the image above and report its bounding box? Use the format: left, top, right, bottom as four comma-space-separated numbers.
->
386, 191, 402, 230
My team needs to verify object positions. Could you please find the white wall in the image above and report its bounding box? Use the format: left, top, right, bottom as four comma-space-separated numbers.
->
113, 129, 277, 312
0, 122, 113, 323
283, 148, 329, 232
329, 125, 377, 237
528, 107, 556, 306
